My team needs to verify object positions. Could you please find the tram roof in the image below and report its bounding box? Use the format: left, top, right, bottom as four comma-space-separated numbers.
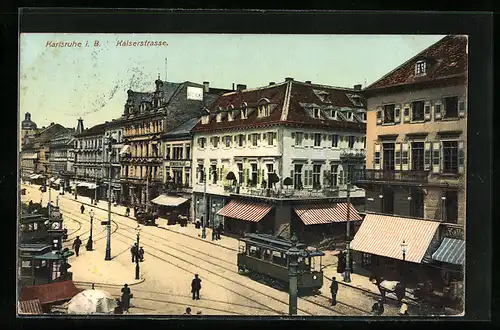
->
242, 233, 308, 249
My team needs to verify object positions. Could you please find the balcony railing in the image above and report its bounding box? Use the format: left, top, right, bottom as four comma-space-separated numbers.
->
352, 169, 429, 183
236, 186, 341, 199
339, 148, 366, 159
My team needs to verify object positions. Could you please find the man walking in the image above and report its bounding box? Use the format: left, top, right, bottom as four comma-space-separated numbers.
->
191, 274, 202, 300
126, 207, 130, 217
121, 284, 132, 313
131, 243, 138, 263
80, 204, 85, 214
72, 236, 82, 257
330, 276, 339, 306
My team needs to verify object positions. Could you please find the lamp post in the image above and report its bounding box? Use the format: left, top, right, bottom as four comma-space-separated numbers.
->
400, 240, 407, 277
343, 183, 352, 283
86, 209, 94, 251
287, 235, 301, 316
105, 135, 115, 261
46, 168, 52, 219
135, 225, 141, 280
201, 169, 207, 239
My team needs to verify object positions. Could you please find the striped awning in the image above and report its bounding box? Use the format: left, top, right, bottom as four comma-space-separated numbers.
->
350, 214, 440, 264
18, 299, 43, 315
217, 200, 273, 222
431, 238, 465, 265
294, 203, 362, 225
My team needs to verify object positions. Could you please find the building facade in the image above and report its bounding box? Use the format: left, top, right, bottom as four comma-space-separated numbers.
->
191, 79, 367, 242
350, 35, 467, 307
102, 119, 124, 204
120, 78, 229, 209
48, 128, 75, 191
20, 112, 38, 147
72, 120, 106, 201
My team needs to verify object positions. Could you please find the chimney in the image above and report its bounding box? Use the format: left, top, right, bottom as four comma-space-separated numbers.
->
76, 118, 84, 135
354, 84, 362, 90
269, 82, 275, 85
236, 84, 246, 92
232, 83, 235, 91
50, 122, 54, 125
203, 81, 210, 93
285, 77, 294, 82
305, 80, 311, 84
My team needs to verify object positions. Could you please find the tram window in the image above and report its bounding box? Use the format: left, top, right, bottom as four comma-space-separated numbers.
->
20, 224, 26, 232
21, 261, 31, 268
28, 224, 34, 231
33, 222, 38, 230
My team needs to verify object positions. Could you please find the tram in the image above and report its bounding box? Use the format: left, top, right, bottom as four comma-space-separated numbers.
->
237, 233, 325, 294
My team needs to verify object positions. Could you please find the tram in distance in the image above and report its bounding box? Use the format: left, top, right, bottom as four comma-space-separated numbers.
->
237, 233, 325, 293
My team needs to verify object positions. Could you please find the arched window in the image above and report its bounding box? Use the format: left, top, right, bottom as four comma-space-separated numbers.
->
258, 99, 270, 117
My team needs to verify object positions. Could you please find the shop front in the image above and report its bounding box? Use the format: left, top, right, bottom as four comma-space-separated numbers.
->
151, 193, 190, 224
216, 199, 275, 237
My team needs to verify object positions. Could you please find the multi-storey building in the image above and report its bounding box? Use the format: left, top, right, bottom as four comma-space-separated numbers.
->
350, 36, 466, 304
72, 119, 106, 201
103, 119, 124, 204
153, 117, 198, 219
191, 79, 367, 242
49, 128, 75, 192
120, 77, 229, 208
20, 142, 38, 182
20, 112, 38, 147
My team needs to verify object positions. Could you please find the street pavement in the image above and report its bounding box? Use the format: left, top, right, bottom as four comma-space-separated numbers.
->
21, 184, 404, 316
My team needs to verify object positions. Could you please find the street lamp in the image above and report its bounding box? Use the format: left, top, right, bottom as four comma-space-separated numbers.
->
105, 134, 116, 261
400, 240, 407, 277
200, 169, 207, 239
135, 225, 141, 280
343, 183, 352, 283
86, 209, 95, 251
286, 235, 301, 316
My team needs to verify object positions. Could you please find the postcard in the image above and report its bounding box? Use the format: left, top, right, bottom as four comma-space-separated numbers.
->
18, 30, 467, 317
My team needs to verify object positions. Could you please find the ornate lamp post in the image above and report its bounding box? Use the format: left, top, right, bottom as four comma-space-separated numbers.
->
135, 225, 141, 280
86, 209, 95, 251
400, 240, 407, 277
286, 235, 301, 316
105, 135, 116, 261
343, 183, 352, 283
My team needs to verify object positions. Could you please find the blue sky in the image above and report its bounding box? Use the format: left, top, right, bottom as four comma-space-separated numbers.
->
19, 33, 445, 129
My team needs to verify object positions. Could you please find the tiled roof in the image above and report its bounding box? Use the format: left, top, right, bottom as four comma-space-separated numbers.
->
163, 117, 199, 137
18, 299, 43, 314
76, 123, 106, 137
19, 280, 79, 305
193, 80, 366, 133
366, 35, 467, 91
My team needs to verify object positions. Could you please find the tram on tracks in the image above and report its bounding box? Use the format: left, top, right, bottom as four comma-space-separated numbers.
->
237, 233, 325, 294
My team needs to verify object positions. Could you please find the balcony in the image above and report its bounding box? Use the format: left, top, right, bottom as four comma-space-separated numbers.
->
339, 148, 366, 160
235, 186, 341, 199
352, 169, 429, 184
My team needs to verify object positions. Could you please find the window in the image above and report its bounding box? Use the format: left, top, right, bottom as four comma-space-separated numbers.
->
330, 164, 338, 187
312, 164, 321, 188
211, 164, 217, 184
412, 101, 425, 121
238, 134, 245, 147
411, 142, 425, 170
216, 113, 222, 122
267, 132, 275, 146
197, 164, 205, 183
224, 136, 232, 148
172, 146, 183, 160
198, 138, 206, 148
348, 136, 355, 149
259, 104, 270, 117
331, 110, 337, 119
382, 186, 395, 214
415, 60, 426, 75
347, 112, 352, 120
237, 163, 243, 184
313, 108, 321, 119
332, 135, 339, 148
443, 141, 459, 174
444, 96, 459, 118
185, 144, 191, 159
295, 132, 303, 146
383, 104, 395, 123
266, 164, 274, 188
346, 165, 355, 184
251, 164, 258, 186
361, 253, 372, 267
382, 143, 395, 171
241, 107, 247, 119
252, 134, 258, 146
410, 187, 424, 218
294, 164, 303, 189
444, 191, 458, 223
313, 133, 321, 147
212, 137, 219, 148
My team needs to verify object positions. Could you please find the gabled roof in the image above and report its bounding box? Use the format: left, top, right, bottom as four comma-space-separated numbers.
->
192, 80, 366, 133
365, 35, 467, 91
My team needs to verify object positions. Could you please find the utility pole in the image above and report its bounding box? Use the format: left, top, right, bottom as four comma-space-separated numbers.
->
46, 168, 51, 218
287, 235, 300, 316
201, 170, 207, 239
105, 135, 114, 261
135, 225, 141, 280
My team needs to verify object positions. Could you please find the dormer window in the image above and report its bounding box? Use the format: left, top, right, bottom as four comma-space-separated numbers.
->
201, 115, 210, 125
227, 105, 234, 121
347, 112, 353, 120
216, 113, 222, 123
331, 110, 337, 119
241, 103, 247, 119
415, 60, 426, 76
258, 102, 270, 117
313, 108, 321, 119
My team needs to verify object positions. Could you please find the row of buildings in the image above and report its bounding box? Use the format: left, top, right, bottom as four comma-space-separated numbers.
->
20, 36, 466, 306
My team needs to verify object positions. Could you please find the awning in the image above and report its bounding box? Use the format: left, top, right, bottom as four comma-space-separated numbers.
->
119, 145, 130, 155
350, 214, 440, 264
431, 238, 465, 265
151, 194, 188, 207
18, 299, 43, 315
293, 203, 362, 225
19, 280, 79, 305
217, 200, 273, 222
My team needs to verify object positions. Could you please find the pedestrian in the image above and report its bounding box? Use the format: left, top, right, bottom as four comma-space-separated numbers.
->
80, 204, 85, 214
72, 236, 82, 257
139, 247, 145, 262
28, 200, 33, 212
395, 282, 405, 302
126, 207, 130, 217
121, 284, 132, 313
330, 276, 339, 306
217, 223, 222, 240
183, 307, 192, 315
337, 252, 346, 274
131, 243, 138, 263
56, 195, 59, 207
191, 274, 202, 300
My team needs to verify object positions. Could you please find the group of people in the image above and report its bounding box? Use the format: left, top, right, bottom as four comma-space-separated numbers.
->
130, 243, 145, 262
